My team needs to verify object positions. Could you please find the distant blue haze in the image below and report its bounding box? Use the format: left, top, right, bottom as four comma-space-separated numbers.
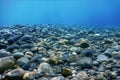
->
0, 0, 120, 26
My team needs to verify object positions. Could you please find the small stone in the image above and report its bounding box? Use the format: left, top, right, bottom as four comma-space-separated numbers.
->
5, 68, 25, 80
103, 39, 113, 44
21, 35, 32, 42
81, 49, 96, 57
77, 57, 93, 68
0, 49, 11, 58
50, 76, 65, 80
112, 51, 120, 60
21, 44, 33, 49
25, 51, 33, 59
70, 47, 81, 54
37, 62, 55, 77
0, 42, 7, 49
97, 54, 108, 62
49, 56, 60, 65
0, 56, 15, 72
59, 39, 69, 45
78, 39, 89, 48
62, 68, 72, 77
76, 71, 88, 80
7, 36, 19, 45
93, 61, 99, 66
7, 44, 20, 52
13, 52, 24, 59
23, 71, 37, 80
30, 54, 42, 62
98, 63, 105, 72
17, 57, 29, 67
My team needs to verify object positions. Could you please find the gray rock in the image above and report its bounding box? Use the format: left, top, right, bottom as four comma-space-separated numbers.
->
0, 56, 15, 72
70, 47, 81, 54
5, 68, 25, 80
21, 35, 32, 42
7, 44, 20, 52
0, 49, 11, 58
112, 51, 120, 60
17, 57, 29, 67
50, 76, 65, 80
77, 57, 93, 68
7, 36, 19, 45
97, 54, 108, 62
21, 44, 33, 49
23, 71, 37, 80
98, 63, 105, 72
38, 62, 55, 77
81, 49, 96, 57
13, 52, 24, 59
76, 71, 88, 80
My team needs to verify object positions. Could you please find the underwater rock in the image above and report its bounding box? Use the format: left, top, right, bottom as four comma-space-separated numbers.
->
75, 39, 90, 48
81, 49, 96, 57
77, 57, 93, 68
24, 51, 33, 59
98, 63, 105, 72
61, 68, 72, 77
0, 42, 7, 49
17, 57, 29, 67
5, 68, 25, 80
21, 35, 32, 43
49, 56, 60, 65
112, 51, 120, 60
69, 39, 77, 45
50, 76, 65, 80
30, 54, 42, 62
7, 44, 20, 52
21, 44, 33, 49
103, 39, 113, 44
0, 56, 15, 72
13, 52, 24, 59
0, 49, 11, 58
7, 36, 19, 45
23, 71, 37, 80
37, 62, 55, 77
70, 47, 81, 54
59, 39, 69, 45
76, 71, 88, 80
97, 54, 108, 62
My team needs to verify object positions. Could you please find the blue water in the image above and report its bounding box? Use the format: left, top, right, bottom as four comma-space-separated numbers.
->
1, 0, 120, 26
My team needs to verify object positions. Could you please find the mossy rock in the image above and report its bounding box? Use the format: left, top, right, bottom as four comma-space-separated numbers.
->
62, 68, 72, 77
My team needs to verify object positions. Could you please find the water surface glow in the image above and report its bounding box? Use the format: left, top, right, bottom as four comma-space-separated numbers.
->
1, 0, 120, 26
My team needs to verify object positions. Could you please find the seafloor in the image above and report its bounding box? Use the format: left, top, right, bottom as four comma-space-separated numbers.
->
0, 24, 120, 80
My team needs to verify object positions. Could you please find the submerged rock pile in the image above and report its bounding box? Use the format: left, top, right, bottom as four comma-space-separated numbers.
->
0, 24, 120, 80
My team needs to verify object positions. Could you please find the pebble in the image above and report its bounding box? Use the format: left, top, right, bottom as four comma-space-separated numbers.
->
76, 71, 88, 80
81, 49, 96, 57
77, 57, 93, 68
97, 54, 108, 62
17, 57, 30, 67
0, 56, 15, 72
0, 49, 11, 58
5, 68, 25, 80
23, 71, 37, 80
50, 76, 65, 80
13, 52, 24, 59
62, 68, 72, 77
37, 62, 55, 77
